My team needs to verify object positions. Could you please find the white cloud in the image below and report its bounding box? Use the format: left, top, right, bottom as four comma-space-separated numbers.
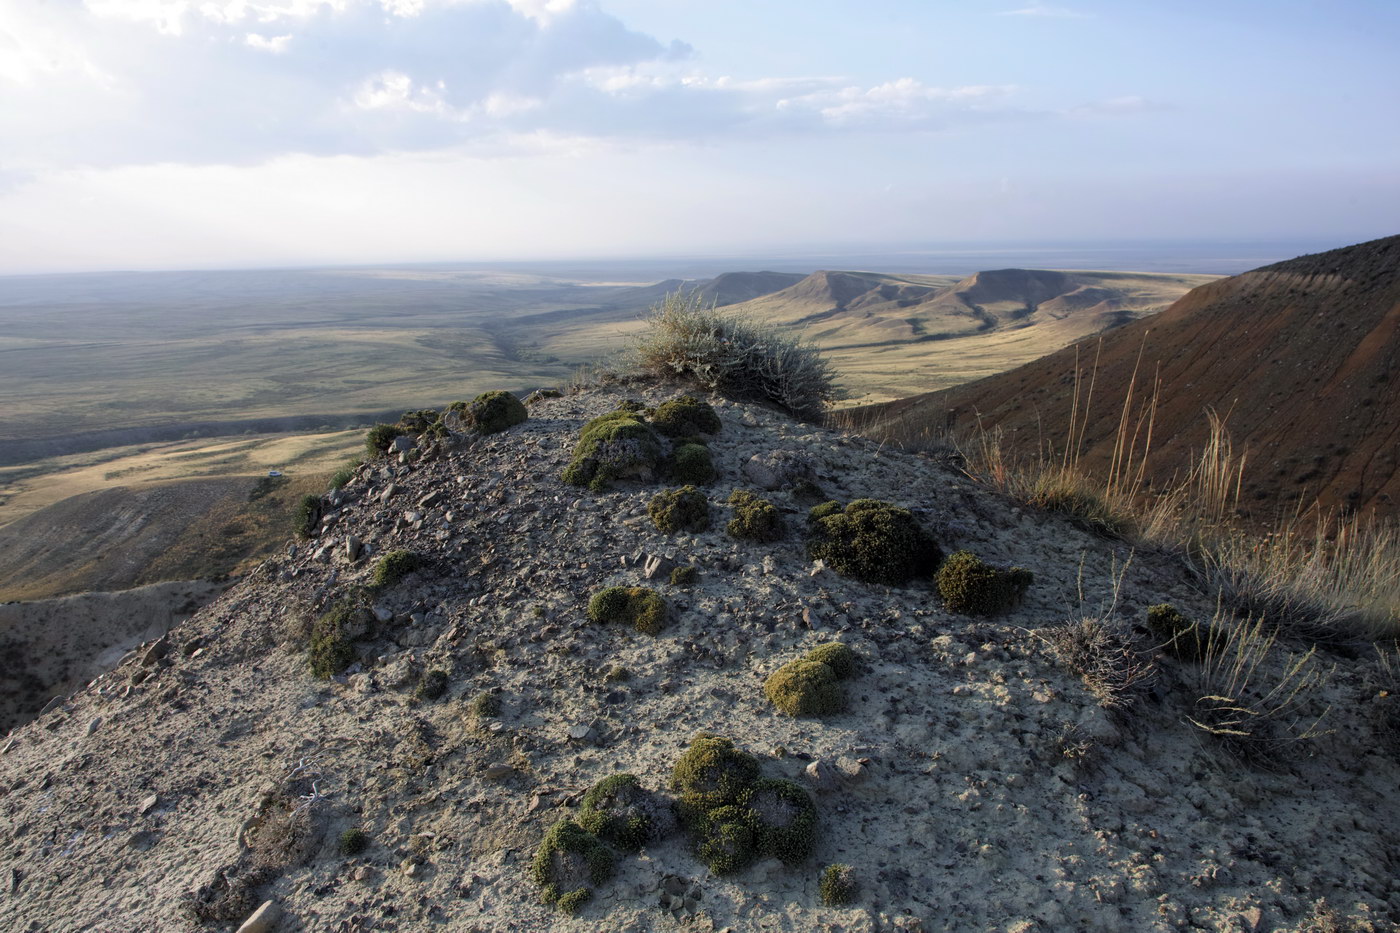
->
1, 0, 1055, 174
245, 31, 293, 51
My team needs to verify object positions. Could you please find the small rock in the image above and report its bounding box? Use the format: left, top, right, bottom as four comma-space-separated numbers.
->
38, 696, 64, 716
138, 794, 160, 816
141, 638, 171, 667
1240, 907, 1264, 931
642, 554, 676, 581
390, 436, 416, 453
380, 484, 399, 504
483, 763, 513, 780
372, 606, 394, 624
567, 723, 595, 743
803, 759, 839, 792
235, 900, 282, 933
742, 451, 815, 490
345, 535, 363, 562
84, 717, 102, 736
418, 490, 444, 508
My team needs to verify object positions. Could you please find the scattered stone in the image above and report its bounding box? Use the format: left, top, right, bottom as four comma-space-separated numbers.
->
141, 638, 171, 667
345, 535, 363, 562
642, 554, 676, 581
390, 436, 416, 453
138, 794, 159, 816
567, 723, 596, 743
418, 490, 444, 508
483, 763, 513, 780
234, 900, 282, 933
380, 484, 399, 504
803, 759, 839, 792
84, 717, 101, 736
742, 451, 815, 490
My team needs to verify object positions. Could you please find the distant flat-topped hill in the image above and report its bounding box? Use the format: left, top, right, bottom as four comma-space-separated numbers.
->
715, 268, 1216, 401
851, 234, 1400, 520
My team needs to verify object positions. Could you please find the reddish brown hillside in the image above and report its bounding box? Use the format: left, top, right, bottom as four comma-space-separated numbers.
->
858, 235, 1400, 520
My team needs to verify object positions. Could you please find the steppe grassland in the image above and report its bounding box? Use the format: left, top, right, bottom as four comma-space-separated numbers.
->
0, 429, 362, 528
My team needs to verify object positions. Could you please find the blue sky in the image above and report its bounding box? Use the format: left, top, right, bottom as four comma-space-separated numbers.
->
0, 0, 1396, 272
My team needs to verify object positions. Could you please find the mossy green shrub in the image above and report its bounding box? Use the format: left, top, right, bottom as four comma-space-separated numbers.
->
741, 779, 816, 864
468, 689, 502, 718
364, 422, 405, 459
370, 549, 422, 590
587, 586, 668, 636
764, 642, 858, 716
415, 669, 449, 702
1146, 604, 1211, 662
936, 550, 1033, 615
649, 486, 711, 533
727, 489, 784, 542
561, 409, 663, 491
308, 598, 372, 679
670, 565, 699, 586
294, 494, 322, 539
464, 390, 528, 434
764, 659, 845, 717
524, 388, 563, 404
652, 394, 722, 438
531, 820, 615, 914
804, 642, 857, 679
329, 459, 361, 491
806, 499, 941, 585
695, 805, 757, 874
398, 409, 439, 433
808, 500, 842, 522
338, 828, 369, 856
671, 733, 761, 816
819, 863, 857, 906
669, 443, 718, 485
577, 774, 671, 851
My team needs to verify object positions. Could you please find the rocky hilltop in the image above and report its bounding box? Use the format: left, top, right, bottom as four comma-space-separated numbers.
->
1, 385, 1396, 932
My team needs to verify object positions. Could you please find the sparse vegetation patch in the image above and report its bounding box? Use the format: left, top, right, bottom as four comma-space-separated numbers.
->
649, 486, 711, 534
562, 408, 663, 491
727, 489, 784, 542
587, 586, 668, 635
531, 819, 615, 914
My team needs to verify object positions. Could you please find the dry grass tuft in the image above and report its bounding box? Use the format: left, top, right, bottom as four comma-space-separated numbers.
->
627, 290, 843, 421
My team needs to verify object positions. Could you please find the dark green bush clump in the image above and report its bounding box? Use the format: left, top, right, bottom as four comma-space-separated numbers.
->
764, 642, 857, 716
740, 779, 817, 864
670, 565, 699, 586
649, 486, 711, 533
805, 641, 858, 679
294, 494, 322, 539
463, 390, 527, 434
329, 459, 361, 491
562, 409, 663, 491
365, 423, 405, 459
652, 394, 722, 438
820, 863, 857, 906
338, 828, 369, 856
669, 443, 718, 485
806, 499, 941, 585
577, 774, 671, 850
727, 489, 784, 542
936, 550, 1033, 615
308, 599, 372, 679
671, 733, 761, 816
587, 586, 668, 636
695, 805, 756, 874
415, 669, 449, 702
370, 550, 422, 590
531, 820, 615, 914
468, 690, 501, 718
1146, 604, 1211, 662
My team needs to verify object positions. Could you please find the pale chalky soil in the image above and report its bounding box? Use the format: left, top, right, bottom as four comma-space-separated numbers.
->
1, 385, 1395, 933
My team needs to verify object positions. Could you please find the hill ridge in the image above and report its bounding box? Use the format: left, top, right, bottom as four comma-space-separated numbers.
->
1, 384, 1395, 931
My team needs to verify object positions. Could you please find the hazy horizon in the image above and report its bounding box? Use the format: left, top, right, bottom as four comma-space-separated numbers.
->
2, 1, 1396, 275
0, 236, 1361, 281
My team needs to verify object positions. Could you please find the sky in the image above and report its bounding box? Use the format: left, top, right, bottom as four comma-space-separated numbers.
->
0, 0, 1397, 273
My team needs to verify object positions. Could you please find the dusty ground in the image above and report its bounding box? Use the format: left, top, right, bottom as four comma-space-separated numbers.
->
0, 385, 1395, 933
